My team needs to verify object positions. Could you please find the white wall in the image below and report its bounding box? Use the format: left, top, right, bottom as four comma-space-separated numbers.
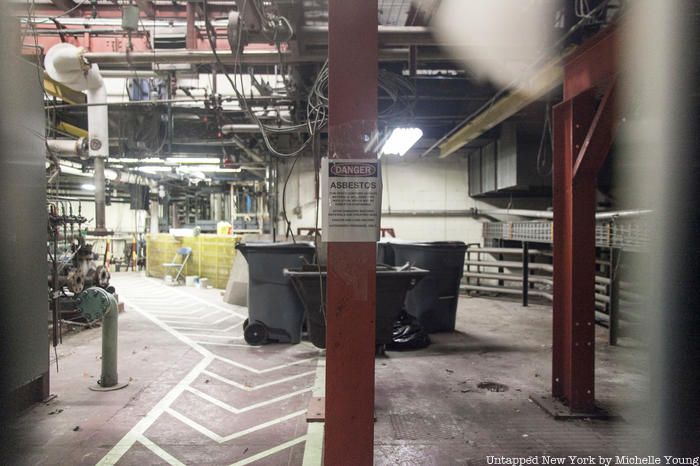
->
276, 154, 549, 245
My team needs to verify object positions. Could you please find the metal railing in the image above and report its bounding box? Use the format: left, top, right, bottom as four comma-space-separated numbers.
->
461, 244, 644, 345
482, 220, 649, 252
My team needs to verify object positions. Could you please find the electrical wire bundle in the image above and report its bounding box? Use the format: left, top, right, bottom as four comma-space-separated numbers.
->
379, 69, 416, 120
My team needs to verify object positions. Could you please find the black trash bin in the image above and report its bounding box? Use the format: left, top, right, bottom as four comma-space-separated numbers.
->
284, 264, 428, 349
390, 241, 467, 333
236, 242, 315, 345
377, 240, 395, 266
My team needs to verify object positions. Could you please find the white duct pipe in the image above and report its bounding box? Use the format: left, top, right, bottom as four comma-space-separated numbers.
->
47, 138, 86, 157
45, 43, 109, 231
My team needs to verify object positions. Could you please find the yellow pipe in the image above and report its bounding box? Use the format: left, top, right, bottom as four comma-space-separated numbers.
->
44, 76, 86, 105
57, 121, 88, 139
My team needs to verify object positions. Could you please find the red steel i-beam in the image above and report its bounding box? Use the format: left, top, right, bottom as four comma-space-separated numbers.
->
551, 26, 619, 413
325, 0, 378, 464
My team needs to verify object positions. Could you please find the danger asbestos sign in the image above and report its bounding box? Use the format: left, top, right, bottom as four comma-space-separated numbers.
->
322, 158, 382, 242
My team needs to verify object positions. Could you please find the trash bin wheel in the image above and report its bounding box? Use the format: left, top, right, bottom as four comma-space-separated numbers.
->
242, 318, 249, 331
244, 321, 268, 345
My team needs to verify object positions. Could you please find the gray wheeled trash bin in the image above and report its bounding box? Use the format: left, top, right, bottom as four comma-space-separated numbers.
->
390, 241, 467, 333
284, 264, 428, 349
236, 242, 315, 345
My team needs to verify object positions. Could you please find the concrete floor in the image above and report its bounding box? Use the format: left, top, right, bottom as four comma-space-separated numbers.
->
2, 273, 649, 465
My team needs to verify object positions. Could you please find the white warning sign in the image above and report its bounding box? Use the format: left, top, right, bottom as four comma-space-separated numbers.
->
321, 158, 382, 242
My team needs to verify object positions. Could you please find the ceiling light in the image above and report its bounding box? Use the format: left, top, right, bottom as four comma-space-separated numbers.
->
180, 165, 242, 173
104, 169, 118, 181
115, 157, 165, 164
81, 183, 96, 191
379, 127, 423, 157
136, 166, 172, 174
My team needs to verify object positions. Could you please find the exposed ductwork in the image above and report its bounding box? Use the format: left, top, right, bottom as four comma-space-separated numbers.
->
44, 43, 110, 234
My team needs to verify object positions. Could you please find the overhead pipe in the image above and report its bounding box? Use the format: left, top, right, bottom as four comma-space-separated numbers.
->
47, 138, 87, 157
45, 43, 110, 234
81, 48, 450, 67
301, 25, 436, 46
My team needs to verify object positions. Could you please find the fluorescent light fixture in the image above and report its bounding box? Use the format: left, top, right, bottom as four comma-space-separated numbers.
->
166, 157, 220, 165
115, 157, 165, 164
179, 165, 242, 173
379, 127, 423, 157
81, 183, 96, 191
136, 166, 172, 174
104, 169, 118, 181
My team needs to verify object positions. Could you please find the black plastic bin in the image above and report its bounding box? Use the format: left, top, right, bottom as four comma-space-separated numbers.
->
284, 265, 428, 349
377, 240, 395, 265
389, 241, 467, 333
236, 242, 315, 345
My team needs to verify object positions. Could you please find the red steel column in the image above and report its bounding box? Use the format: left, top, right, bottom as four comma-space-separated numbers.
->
552, 89, 598, 412
325, 0, 378, 464
186, 2, 197, 50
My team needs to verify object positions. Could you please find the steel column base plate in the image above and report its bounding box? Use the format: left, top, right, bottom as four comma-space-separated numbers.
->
89, 382, 129, 392
529, 393, 615, 420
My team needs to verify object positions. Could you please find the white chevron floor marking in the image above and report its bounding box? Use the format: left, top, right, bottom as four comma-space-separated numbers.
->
146, 278, 247, 318
229, 435, 307, 466
202, 369, 316, 392
97, 278, 317, 466
183, 333, 244, 340
165, 408, 307, 443
213, 354, 319, 374
95, 356, 213, 466
164, 313, 240, 327
137, 435, 185, 466
185, 385, 312, 414
196, 341, 251, 348
170, 321, 244, 332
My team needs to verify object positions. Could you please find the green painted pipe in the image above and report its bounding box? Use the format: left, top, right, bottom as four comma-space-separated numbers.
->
76, 287, 127, 390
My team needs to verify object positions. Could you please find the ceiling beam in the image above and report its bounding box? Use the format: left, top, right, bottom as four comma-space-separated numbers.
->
438, 59, 563, 158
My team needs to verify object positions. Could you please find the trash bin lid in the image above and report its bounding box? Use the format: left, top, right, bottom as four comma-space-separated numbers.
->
390, 240, 467, 250
237, 241, 315, 254
284, 265, 429, 278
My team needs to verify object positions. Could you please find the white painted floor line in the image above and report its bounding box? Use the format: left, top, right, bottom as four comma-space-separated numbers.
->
213, 313, 245, 324
179, 333, 243, 340
96, 296, 215, 465
145, 314, 207, 321
229, 435, 307, 466
165, 407, 307, 443
214, 354, 320, 374
302, 358, 326, 466
185, 385, 312, 414
137, 435, 186, 466
195, 341, 251, 348
163, 313, 240, 327
146, 278, 248, 318
146, 303, 201, 312
170, 321, 244, 332
102, 279, 317, 466
95, 356, 212, 466
202, 369, 316, 392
